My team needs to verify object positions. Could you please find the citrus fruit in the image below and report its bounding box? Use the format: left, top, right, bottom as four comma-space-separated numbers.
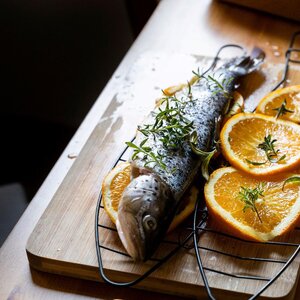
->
102, 162, 132, 223
256, 85, 300, 123
167, 186, 198, 233
163, 83, 186, 96
102, 162, 198, 231
220, 113, 300, 177
204, 167, 300, 241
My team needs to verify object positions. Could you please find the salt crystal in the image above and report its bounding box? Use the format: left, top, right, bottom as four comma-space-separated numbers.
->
273, 51, 281, 57
68, 153, 77, 159
271, 45, 279, 50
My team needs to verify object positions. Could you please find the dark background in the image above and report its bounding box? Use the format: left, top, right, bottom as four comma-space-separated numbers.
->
0, 0, 157, 245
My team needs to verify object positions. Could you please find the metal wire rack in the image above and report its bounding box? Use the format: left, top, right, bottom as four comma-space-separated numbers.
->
95, 31, 300, 299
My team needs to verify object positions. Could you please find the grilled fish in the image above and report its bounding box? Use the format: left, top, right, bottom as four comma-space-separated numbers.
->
116, 48, 265, 261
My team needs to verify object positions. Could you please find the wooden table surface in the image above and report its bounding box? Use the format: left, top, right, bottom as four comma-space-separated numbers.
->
1, 0, 300, 299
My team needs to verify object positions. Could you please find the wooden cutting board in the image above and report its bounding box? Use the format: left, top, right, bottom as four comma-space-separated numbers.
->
26, 52, 300, 299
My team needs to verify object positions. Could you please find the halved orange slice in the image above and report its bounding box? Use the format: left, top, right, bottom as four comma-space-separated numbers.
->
102, 162, 197, 232
204, 167, 300, 241
102, 162, 132, 223
220, 113, 300, 177
256, 85, 300, 123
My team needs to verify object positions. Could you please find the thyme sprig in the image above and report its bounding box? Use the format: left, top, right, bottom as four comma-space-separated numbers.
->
246, 134, 286, 165
272, 99, 294, 119
239, 183, 265, 223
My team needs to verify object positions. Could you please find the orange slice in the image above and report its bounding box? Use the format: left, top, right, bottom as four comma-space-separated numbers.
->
102, 162, 197, 232
220, 113, 300, 177
204, 167, 300, 241
102, 162, 132, 223
256, 85, 300, 123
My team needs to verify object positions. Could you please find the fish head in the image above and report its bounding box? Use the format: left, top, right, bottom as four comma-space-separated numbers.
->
116, 174, 174, 261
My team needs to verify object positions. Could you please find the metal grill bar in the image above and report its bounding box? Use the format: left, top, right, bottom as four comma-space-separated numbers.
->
203, 267, 270, 281
198, 227, 300, 247
197, 246, 287, 263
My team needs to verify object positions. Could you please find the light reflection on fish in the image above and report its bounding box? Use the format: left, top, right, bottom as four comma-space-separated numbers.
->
116, 48, 265, 261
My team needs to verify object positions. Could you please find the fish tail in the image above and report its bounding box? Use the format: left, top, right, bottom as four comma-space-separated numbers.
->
222, 47, 265, 76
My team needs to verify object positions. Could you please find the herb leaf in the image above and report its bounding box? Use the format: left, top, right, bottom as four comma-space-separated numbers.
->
126, 140, 167, 171
203, 74, 234, 101
239, 183, 265, 223
272, 99, 294, 119
245, 159, 267, 166
138, 94, 195, 150
245, 134, 286, 165
282, 176, 300, 191
258, 134, 286, 163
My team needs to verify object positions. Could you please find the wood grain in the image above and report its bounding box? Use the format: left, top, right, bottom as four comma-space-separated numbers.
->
26, 54, 300, 299
1, 0, 300, 299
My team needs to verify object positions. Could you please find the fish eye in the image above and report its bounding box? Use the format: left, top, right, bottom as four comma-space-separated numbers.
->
142, 215, 157, 231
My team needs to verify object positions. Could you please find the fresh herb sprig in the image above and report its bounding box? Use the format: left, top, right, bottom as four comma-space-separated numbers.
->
282, 176, 300, 191
239, 183, 265, 223
192, 69, 233, 98
258, 135, 286, 163
204, 74, 234, 100
126, 139, 167, 171
138, 94, 195, 149
189, 131, 217, 180
272, 99, 294, 119
246, 134, 286, 165
126, 89, 197, 173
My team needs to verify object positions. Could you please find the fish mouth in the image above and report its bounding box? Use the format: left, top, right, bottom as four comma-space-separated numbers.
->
116, 212, 146, 261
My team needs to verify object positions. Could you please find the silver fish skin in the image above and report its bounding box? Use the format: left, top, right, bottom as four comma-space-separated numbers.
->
116, 48, 265, 261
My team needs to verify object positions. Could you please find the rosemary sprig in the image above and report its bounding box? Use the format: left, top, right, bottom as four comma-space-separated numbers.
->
282, 176, 300, 191
138, 94, 195, 149
189, 130, 218, 181
127, 88, 197, 173
272, 99, 294, 119
192, 69, 234, 101
245, 159, 267, 166
127, 74, 227, 178
246, 134, 286, 165
126, 139, 167, 171
258, 135, 286, 163
239, 183, 265, 223
204, 75, 233, 100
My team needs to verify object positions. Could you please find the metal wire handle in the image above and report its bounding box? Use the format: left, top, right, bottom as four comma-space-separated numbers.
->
272, 31, 300, 91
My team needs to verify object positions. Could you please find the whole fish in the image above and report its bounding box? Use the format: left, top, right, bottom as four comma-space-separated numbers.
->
116, 48, 265, 261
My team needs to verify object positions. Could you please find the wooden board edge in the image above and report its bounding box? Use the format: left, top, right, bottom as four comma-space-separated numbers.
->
26, 246, 299, 300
